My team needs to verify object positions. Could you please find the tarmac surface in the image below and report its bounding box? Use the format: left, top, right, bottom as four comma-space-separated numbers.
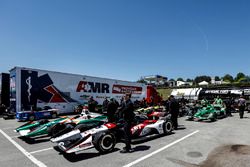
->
1, 112, 250, 167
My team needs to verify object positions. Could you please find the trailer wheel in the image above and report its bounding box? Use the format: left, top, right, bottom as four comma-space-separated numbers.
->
93, 132, 116, 153
163, 119, 173, 134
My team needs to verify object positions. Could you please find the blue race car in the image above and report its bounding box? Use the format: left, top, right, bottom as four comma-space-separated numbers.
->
16, 106, 59, 121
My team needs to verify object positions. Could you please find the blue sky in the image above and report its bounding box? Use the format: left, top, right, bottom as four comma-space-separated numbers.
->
0, 0, 249, 81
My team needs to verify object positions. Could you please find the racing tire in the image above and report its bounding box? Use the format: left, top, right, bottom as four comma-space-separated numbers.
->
210, 113, 217, 122
28, 115, 35, 121
163, 119, 173, 134
93, 132, 116, 153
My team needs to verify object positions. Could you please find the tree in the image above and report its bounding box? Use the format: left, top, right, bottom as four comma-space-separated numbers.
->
169, 78, 175, 81
222, 74, 234, 83
245, 76, 250, 82
177, 78, 184, 81
186, 78, 193, 82
137, 77, 147, 84
238, 75, 250, 83
215, 76, 220, 81
235, 72, 246, 82
194, 75, 211, 84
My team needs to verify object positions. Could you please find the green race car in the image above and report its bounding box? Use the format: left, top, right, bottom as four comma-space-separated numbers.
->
193, 104, 226, 122
48, 115, 107, 138
16, 111, 107, 138
15, 116, 76, 138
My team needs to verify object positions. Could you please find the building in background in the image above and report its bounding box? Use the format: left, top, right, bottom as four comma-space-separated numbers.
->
143, 75, 168, 86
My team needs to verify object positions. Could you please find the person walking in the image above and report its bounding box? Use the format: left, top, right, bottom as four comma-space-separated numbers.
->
169, 95, 180, 130
120, 93, 135, 153
238, 95, 246, 119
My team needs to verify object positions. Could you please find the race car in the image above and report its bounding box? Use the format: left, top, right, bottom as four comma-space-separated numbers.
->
15, 109, 104, 138
16, 106, 59, 121
51, 112, 173, 154
16, 117, 69, 138
47, 114, 107, 138
193, 104, 226, 122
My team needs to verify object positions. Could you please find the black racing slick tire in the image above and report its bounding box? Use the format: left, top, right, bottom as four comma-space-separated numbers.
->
163, 119, 173, 134
93, 132, 116, 153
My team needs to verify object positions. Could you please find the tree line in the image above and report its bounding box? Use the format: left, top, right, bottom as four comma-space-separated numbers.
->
137, 72, 250, 86
174, 72, 250, 84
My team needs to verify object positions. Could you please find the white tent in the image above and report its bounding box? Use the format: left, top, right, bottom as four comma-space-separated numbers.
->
198, 81, 209, 86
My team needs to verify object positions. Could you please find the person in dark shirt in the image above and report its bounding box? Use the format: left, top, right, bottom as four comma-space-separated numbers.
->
238, 95, 246, 119
102, 97, 109, 114
169, 95, 180, 130
88, 96, 98, 113
107, 98, 118, 122
140, 98, 147, 108
224, 98, 232, 117
120, 93, 135, 153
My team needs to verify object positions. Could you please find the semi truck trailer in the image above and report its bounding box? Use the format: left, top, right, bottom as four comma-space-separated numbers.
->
9, 67, 161, 115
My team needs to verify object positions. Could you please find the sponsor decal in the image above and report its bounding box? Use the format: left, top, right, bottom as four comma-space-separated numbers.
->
20, 70, 77, 111
26, 77, 32, 103
76, 81, 110, 93
205, 90, 230, 94
131, 124, 145, 134
112, 84, 142, 94
105, 123, 116, 129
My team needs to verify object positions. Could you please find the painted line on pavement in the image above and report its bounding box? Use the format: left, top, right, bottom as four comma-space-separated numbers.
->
30, 147, 53, 154
123, 130, 199, 167
0, 129, 47, 167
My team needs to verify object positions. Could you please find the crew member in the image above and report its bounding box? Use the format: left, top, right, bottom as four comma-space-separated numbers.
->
201, 97, 209, 107
169, 95, 180, 130
213, 96, 223, 105
238, 95, 246, 119
88, 96, 98, 113
120, 93, 135, 153
107, 98, 118, 122
102, 97, 109, 114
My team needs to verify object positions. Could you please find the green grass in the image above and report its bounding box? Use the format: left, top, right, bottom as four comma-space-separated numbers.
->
157, 88, 173, 100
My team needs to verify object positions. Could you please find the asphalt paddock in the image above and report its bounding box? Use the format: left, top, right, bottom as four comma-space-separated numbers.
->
1, 112, 250, 167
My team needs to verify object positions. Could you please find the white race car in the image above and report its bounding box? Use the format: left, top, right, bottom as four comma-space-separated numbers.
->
51, 111, 173, 154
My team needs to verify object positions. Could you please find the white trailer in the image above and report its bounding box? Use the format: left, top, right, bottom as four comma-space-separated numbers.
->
9, 67, 151, 114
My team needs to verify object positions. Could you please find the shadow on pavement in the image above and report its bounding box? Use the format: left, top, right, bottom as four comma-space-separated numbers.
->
176, 125, 186, 130
62, 148, 120, 162
18, 136, 50, 144
133, 145, 151, 152
131, 131, 175, 144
